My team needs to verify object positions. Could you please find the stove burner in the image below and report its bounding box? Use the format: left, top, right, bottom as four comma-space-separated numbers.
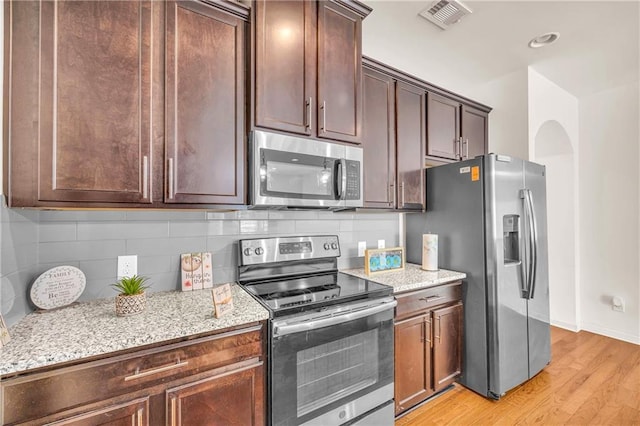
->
250, 283, 341, 310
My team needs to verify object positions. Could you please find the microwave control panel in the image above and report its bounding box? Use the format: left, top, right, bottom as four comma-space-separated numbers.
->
345, 160, 360, 200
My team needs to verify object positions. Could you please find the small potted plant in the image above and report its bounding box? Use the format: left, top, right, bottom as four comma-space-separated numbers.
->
112, 275, 150, 316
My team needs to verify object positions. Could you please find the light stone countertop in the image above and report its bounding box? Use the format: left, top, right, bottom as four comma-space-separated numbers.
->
0, 284, 269, 377
342, 263, 466, 294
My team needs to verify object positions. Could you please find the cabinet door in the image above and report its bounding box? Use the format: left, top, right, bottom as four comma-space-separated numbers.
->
362, 67, 395, 208
47, 397, 149, 426
165, 0, 246, 204
317, 1, 362, 144
37, 1, 155, 204
167, 361, 265, 426
427, 93, 461, 161
396, 82, 425, 210
433, 302, 463, 392
254, 0, 316, 135
394, 314, 433, 415
461, 105, 488, 161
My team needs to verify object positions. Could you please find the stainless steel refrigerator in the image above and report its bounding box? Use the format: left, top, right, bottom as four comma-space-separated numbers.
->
406, 154, 551, 399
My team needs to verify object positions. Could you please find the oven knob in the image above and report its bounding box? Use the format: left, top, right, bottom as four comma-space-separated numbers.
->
331, 242, 338, 250
324, 243, 331, 250
243, 248, 252, 257
255, 247, 264, 256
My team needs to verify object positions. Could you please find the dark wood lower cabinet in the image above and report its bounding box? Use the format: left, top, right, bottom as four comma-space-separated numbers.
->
0, 325, 265, 426
394, 314, 433, 413
167, 360, 264, 426
48, 398, 149, 426
394, 282, 463, 416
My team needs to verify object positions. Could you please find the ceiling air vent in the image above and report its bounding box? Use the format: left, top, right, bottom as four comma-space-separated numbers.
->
418, 0, 472, 30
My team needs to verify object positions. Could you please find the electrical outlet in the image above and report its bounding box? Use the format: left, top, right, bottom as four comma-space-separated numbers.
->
117, 255, 137, 279
358, 241, 367, 257
378, 239, 385, 249
612, 296, 625, 312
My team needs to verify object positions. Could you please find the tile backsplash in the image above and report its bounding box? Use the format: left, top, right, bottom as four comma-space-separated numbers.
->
0, 203, 400, 326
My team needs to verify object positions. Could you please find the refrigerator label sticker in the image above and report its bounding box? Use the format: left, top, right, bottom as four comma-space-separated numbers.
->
459, 167, 470, 174
472, 166, 480, 181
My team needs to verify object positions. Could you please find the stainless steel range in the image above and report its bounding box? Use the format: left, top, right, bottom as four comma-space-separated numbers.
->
237, 235, 396, 426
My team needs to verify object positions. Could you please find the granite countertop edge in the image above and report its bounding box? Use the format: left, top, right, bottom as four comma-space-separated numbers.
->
0, 284, 269, 377
341, 263, 466, 293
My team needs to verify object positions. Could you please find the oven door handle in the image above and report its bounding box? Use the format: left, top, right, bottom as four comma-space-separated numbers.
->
272, 300, 397, 338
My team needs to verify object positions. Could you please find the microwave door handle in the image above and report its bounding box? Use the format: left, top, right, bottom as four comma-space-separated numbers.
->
335, 159, 346, 200
340, 159, 347, 200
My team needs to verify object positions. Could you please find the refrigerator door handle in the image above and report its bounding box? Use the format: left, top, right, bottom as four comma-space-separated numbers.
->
520, 189, 537, 299
525, 189, 539, 299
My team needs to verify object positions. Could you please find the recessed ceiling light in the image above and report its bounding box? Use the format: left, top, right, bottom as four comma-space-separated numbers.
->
528, 32, 560, 48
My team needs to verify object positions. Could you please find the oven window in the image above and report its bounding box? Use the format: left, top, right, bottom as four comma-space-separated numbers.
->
266, 161, 332, 196
296, 329, 378, 417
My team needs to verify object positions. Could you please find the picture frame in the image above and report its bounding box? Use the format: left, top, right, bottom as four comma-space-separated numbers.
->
365, 247, 405, 276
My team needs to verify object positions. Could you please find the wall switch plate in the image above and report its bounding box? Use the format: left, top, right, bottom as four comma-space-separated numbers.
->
358, 241, 367, 257
117, 255, 138, 279
378, 239, 385, 249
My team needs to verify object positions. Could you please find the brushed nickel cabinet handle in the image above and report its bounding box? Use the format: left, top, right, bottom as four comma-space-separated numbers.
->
401, 182, 406, 207
419, 295, 444, 303
464, 138, 469, 159
426, 318, 432, 346
168, 158, 174, 199
436, 316, 441, 343
137, 407, 144, 425
124, 360, 188, 381
170, 396, 177, 426
321, 100, 326, 132
142, 156, 148, 199
306, 97, 312, 131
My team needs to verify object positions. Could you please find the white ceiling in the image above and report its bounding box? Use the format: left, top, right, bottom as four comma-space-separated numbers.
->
361, 0, 640, 99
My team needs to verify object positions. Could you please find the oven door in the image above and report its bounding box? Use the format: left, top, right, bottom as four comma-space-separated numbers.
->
270, 298, 396, 426
251, 130, 363, 209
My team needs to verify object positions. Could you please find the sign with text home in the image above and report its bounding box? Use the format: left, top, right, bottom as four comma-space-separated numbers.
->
180, 252, 213, 291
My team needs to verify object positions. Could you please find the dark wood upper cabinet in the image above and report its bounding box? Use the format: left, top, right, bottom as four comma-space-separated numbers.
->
396, 82, 426, 210
165, 0, 246, 204
316, 1, 362, 143
5, 0, 248, 208
427, 93, 461, 161
253, 0, 370, 144
427, 93, 489, 163
16, 0, 156, 205
254, 0, 316, 135
461, 105, 489, 162
362, 66, 395, 208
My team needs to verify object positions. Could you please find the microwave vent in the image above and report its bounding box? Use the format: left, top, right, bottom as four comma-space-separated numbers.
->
418, 0, 472, 30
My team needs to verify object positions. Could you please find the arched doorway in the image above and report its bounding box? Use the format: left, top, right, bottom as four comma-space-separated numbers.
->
534, 120, 577, 330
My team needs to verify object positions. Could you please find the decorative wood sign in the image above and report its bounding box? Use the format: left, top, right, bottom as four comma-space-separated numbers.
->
211, 284, 234, 318
0, 314, 10, 347
365, 247, 405, 276
181, 252, 213, 291
30, 266, 86, 310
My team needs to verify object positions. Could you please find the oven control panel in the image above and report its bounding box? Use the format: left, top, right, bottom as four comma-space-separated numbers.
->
238, 235, 340, 265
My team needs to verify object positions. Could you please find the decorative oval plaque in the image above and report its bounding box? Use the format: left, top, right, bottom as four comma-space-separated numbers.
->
30, 266, 86, 310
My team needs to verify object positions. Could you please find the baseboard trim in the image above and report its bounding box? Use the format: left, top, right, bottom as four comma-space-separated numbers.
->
550, 320, 579, 332
580, 322, 640, 345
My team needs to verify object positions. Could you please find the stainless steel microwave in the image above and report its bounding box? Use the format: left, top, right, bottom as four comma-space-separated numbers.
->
250, 130, 363, 209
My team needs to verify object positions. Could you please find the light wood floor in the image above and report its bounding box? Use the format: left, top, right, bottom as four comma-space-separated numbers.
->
396, 327, 640, 425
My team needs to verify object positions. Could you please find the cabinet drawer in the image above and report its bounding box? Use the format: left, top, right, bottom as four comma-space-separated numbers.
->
1, 325, 263, 425
395, 281, 462, 319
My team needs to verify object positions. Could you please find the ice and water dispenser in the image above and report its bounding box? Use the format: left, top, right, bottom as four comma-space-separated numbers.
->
503, 215, 520, 264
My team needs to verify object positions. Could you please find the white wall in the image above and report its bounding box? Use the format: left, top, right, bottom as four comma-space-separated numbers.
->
527, 69, 580, 332
466, 69, 529, 159
579, 82, 640, 344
